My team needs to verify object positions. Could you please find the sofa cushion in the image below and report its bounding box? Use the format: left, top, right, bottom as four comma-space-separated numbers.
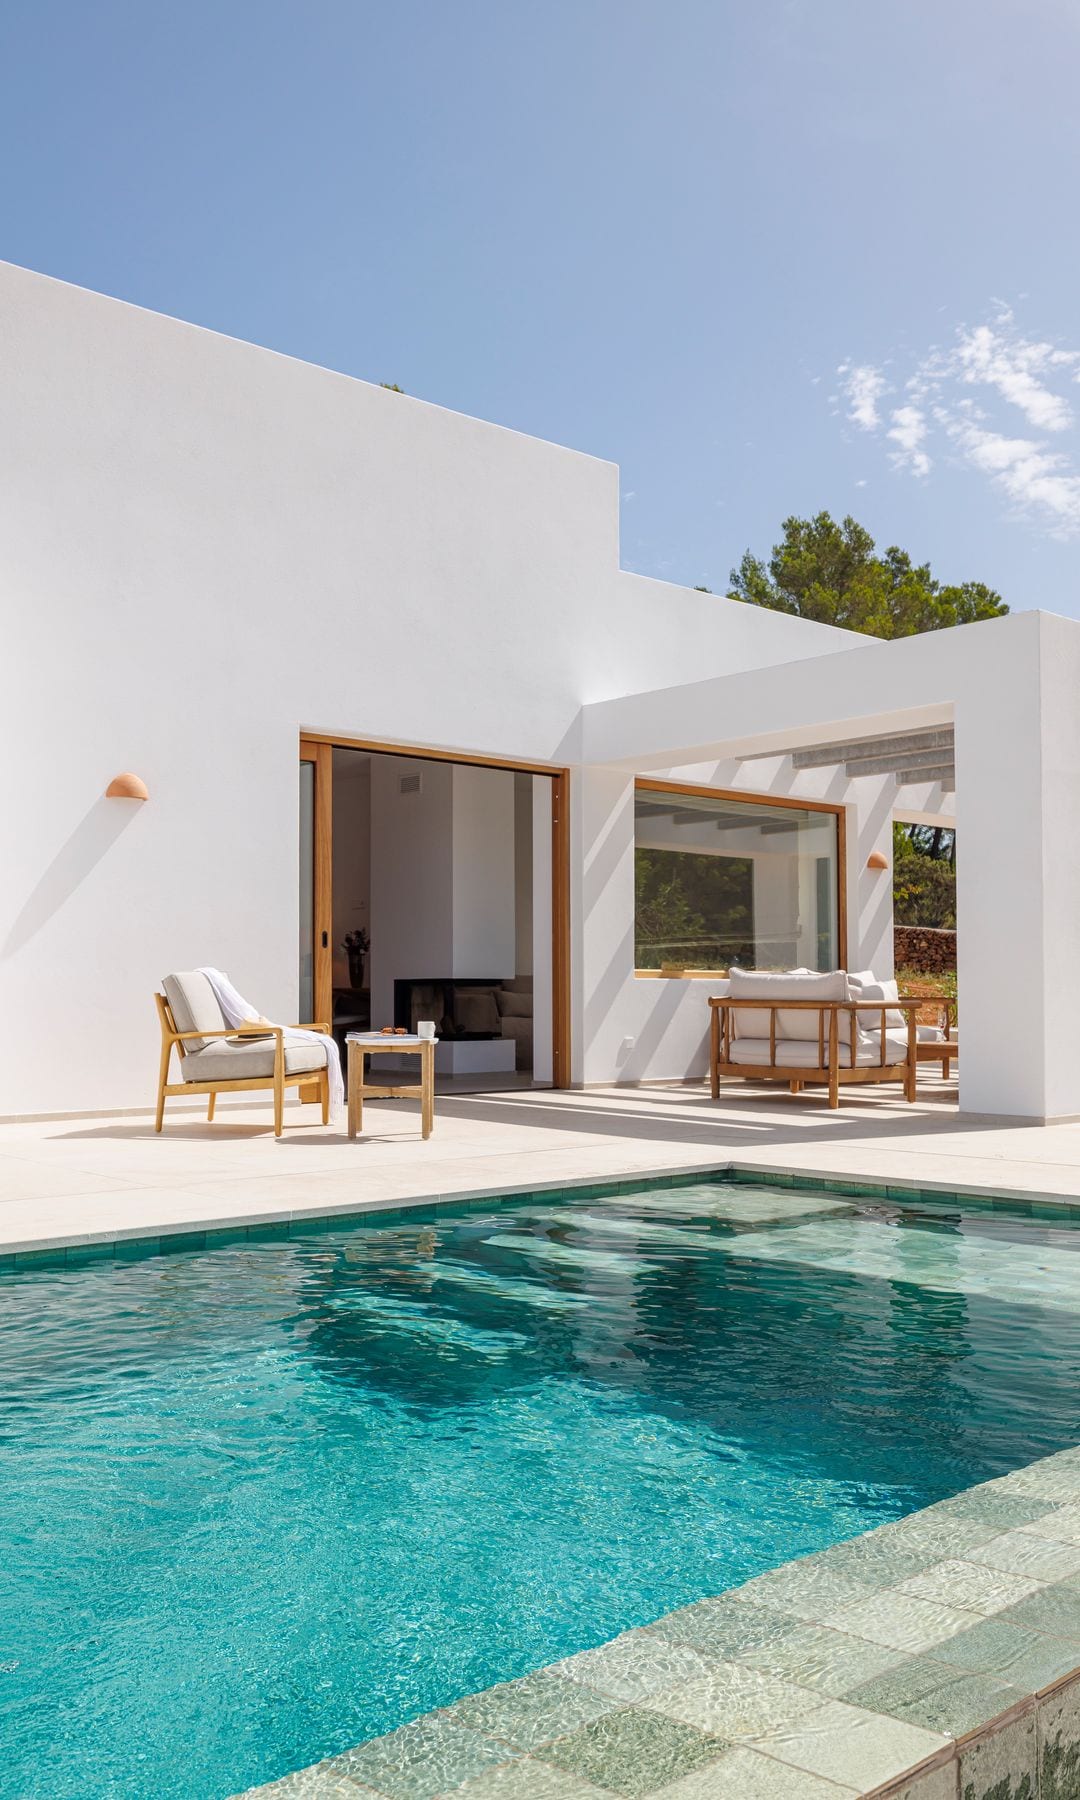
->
496, 988, 532, 1019
725, 1030, 911, 1071
454, 987, 501, 1034
852, 977, 906, 1031
728, 968, 854, 1043
181, 1037, 327, 1083
163, 971, 227, 1053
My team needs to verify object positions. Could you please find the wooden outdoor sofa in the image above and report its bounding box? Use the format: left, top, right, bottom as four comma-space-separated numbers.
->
707, 969, 921, 1109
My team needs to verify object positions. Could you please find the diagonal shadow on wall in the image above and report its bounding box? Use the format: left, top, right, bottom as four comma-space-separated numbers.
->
3, 797, 141, 958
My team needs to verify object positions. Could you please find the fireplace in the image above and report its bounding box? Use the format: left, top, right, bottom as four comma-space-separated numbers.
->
394, 978, 504, 1039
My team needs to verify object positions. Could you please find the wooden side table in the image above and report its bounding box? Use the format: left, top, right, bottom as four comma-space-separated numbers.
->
346, 1033, 436, 1140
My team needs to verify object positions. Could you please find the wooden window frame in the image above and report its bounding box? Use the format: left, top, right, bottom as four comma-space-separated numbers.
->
632, 776, 847, 978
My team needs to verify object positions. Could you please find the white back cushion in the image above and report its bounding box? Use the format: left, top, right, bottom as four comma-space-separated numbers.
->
852, 977, 905, 1031
728, 968, 854, 1043
162, 971, 227, 1053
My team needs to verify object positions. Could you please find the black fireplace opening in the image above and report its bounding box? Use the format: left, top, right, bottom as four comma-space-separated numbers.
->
394, 978, 505, 1040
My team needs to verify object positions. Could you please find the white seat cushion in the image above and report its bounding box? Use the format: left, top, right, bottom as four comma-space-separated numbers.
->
726, 1030, 911, 1071
728, 968, 854, 1042
181, 1037, 328, 1083
855, 1028, 911, 1066
163, 971, 227, 1052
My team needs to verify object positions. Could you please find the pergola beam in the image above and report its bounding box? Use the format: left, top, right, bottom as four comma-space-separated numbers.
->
790, 727, 954, 771
896, 765, 955, 789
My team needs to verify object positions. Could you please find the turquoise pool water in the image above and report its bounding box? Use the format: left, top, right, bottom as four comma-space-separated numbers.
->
5, 1178, 1080, 1798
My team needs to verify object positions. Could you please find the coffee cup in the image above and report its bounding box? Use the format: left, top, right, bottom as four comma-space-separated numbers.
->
417, 1020, 436, 1040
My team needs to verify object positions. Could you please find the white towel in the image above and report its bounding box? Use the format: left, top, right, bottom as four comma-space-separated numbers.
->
197, 966, 343, 1121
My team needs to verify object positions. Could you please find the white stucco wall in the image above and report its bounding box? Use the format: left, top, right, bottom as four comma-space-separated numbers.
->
574, 758, 899, 1089
585, 610, 1080, 1120
0, 259, 878, 1116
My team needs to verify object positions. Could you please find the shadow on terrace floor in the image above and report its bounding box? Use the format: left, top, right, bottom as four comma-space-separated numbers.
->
51, 1076, 973, 1156
422, 1078, 981, 1156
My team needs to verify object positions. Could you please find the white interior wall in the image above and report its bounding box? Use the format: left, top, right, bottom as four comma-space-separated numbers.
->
331, 751, 371, 986
369, 759, 454, 1030
514, 773, 533, 978
450, 766, 516, 979
368, 759, 518, 1033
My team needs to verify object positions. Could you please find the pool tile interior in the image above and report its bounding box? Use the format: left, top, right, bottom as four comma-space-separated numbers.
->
15, 1165, 1080, 1799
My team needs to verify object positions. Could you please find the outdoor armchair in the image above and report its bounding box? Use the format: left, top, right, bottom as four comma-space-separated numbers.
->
155, 970, 331, 1136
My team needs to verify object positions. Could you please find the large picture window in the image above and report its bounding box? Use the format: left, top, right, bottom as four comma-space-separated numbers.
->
635, 784, 841, 973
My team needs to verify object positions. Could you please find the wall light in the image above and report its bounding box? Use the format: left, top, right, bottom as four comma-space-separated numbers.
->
866, 849, 889, 871
105, 773, 149, 801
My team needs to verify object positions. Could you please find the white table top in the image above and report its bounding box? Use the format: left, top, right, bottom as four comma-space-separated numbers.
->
345, 1032, 437, 1046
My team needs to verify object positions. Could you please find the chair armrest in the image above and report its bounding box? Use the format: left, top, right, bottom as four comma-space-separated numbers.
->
169, 1025, 284, 1042
293, 1021, 331, 1033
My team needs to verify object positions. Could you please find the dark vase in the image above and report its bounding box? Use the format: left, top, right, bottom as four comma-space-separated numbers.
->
347, 948, 367, 989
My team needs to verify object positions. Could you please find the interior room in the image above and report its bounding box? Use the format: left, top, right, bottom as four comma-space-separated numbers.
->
326, 747, 553, 1092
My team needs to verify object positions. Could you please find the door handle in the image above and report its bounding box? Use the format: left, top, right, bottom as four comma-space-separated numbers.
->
321, 931, 328, 948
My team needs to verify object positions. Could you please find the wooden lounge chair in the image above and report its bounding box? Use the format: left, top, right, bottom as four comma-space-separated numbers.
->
708, 969, 920, 1109
155, 971, 331, 1136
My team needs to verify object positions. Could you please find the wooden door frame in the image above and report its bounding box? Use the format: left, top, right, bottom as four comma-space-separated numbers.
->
299, 734, 572, 1088
299, 739, 334, 1031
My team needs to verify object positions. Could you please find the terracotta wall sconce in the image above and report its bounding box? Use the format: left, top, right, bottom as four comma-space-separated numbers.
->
866, 849, 889, 871
105, 773, 149, 801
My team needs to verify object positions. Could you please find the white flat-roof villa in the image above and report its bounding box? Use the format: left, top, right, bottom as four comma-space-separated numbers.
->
5, 254, 1080, 1128
10, 258, 1080, 1800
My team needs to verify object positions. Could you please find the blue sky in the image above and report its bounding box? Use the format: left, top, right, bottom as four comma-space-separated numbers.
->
2, 0, 1078, 613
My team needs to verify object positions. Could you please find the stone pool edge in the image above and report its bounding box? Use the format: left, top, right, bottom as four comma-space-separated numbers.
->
5, 1158, 1080, 1266
237, 1445, 1080, 1800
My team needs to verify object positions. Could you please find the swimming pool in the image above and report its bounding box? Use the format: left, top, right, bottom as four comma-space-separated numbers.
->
4, 1177, 1080, 1799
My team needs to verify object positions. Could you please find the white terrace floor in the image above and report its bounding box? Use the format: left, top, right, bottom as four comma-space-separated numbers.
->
8, 1075, 1080, 1256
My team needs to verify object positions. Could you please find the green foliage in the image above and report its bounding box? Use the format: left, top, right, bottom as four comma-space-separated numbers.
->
729, 512, 1008, 640
893, 839, 956, 928
380, 382, 405, 393
635, 848, 754, 968
895, 822, 955, 866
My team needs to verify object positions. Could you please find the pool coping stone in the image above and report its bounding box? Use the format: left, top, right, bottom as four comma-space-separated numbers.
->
4, 1158, 1080, 1270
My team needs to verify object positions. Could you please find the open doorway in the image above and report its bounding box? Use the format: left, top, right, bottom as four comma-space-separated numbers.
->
300, 739, 568, 1093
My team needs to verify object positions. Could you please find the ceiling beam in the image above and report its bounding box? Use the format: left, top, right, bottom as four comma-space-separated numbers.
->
842, 747, 957, 778
895, 765, 955, 788
791, 727, 954, 771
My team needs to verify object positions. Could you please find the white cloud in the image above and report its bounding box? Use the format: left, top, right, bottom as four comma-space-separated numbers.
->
945, 416, 1080, 533
887, 405, 930, 477
833, 304, 1080, 536
952, 313, 1077, 431
838, 361, 887, 430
